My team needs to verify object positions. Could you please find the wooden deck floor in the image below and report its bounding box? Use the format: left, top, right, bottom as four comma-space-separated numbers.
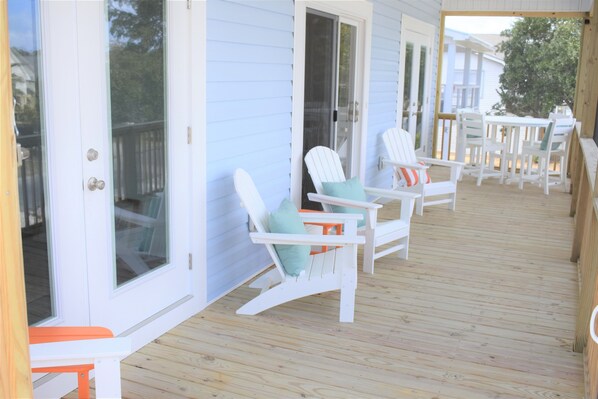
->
69, 169, 583, 398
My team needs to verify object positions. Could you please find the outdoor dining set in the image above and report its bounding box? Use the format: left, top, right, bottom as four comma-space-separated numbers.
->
455, 109, 576, 195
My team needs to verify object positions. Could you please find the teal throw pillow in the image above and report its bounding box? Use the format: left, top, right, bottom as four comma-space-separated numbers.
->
322, 177, 367, 228
268, 199, 310, 277
539, 121, 561, 151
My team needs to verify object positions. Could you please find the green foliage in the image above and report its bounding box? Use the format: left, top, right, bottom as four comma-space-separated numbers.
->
496, 18, 581, 117
108, 0, 165, 125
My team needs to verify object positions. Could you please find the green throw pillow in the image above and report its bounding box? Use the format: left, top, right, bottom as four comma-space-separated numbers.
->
322, 177, 367, 228
269, 199, 310, 277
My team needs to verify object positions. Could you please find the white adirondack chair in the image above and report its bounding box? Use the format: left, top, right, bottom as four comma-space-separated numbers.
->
457, 110, 507, 186
304, 146, 419, 274
518, 116, 576, 194
233, 168, 365, 322
381, 127, 463, 216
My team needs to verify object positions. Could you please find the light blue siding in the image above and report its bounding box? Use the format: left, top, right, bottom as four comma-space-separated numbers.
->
206, 0, 294, 302
365, 0, 441, 188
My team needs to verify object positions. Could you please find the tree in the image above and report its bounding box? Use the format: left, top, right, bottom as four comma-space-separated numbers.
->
108, 0, 165, 125
494, 18, 581, 118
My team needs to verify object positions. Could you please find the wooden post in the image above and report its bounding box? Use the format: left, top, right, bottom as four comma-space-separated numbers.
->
574, 1, 598, 138
0, 2, 33, 398
432, 12, 446, 159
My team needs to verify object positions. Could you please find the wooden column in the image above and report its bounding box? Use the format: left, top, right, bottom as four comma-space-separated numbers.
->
432, 12, 446, 159
0, 2, 33, 398
574, 1, 598, 138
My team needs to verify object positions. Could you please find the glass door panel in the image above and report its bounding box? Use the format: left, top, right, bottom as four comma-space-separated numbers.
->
301, 10, 362, 210
401, 42, 414, 132
302, 10, 337, 209
337, 22, 357, 176
107, 0, 169, 286
8, 0, 54, 325
415, 45, 428, 150
399, 24, 432, 154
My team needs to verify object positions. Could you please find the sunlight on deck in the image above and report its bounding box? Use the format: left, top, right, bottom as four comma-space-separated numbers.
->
69, 168, 583, 399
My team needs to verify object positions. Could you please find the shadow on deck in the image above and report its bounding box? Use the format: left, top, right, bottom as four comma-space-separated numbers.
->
70, 168, 583, 398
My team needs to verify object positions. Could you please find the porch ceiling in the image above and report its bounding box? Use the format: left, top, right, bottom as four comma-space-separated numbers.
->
66, 167, 582, 399
442, 0, 593, 14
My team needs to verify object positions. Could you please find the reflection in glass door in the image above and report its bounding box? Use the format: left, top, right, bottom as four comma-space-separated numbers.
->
8, 0, 54, 325
302, 9, 360, 209
399, 19, 434, 154
108, 0, 169, 286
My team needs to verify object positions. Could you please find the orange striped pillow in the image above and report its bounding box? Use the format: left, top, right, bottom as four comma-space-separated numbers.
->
398, 162, 431, 187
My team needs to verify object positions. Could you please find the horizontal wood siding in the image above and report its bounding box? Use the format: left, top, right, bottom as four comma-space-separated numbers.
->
206, 0, 294, 301
366, 0, 441, 188
442, 0, 592, 12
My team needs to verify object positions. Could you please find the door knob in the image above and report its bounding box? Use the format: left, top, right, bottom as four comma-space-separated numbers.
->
87, 177, 106, 191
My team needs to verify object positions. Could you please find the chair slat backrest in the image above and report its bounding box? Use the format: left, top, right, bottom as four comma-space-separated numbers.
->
546, 117, 576, 150
233, 169, 288, 278
304, 146, 347, 213
458, 111, 486, 140
382, 128, 417, 165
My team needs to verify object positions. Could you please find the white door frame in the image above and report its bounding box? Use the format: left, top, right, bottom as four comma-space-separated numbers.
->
291, 0, 372, 206
397, 15, 436, 155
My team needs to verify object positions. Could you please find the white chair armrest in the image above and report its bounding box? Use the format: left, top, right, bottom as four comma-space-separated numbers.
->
380, 158, 428, 170
114, 207, 156, 227
298, 212, 363, 224
30, 337, 132, 399
363, 187, 421, 201
417, 157, 465, 168
307, 193, 383, 210
250, 232, 365, 247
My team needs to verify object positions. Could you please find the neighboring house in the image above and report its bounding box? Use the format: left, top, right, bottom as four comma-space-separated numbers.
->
441, 28, 505, 114
2, 0, 595, 397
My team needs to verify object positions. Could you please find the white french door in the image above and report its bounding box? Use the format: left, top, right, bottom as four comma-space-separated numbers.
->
398, 16, 435, 154
76, 1, 192, 334
35, 1, 192, 336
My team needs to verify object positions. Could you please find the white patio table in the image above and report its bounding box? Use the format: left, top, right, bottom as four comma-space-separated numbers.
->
484, 115, 550, 182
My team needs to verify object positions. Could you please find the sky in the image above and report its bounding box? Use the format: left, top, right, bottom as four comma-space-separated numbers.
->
445, 16, 520, 34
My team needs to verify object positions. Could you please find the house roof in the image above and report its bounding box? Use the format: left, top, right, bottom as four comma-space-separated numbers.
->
444, 28, 496, 53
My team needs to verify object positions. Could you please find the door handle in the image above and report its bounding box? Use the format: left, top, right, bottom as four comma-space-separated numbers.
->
349, 101, 360, 122
87, 177, 106, 191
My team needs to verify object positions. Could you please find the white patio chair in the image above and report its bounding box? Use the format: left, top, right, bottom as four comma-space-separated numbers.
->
518, 116, 575, 195
380, 127, 463, 216
304, 146, 419, 274
457, 110, 507, 186
233, 168, 365, 322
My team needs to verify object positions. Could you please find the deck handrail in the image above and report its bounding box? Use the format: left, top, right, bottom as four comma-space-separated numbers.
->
568, 122, 598, 397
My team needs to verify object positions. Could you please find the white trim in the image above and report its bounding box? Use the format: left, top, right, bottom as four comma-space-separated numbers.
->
189, 0, 207, 311
291, 0, 373, 204
38, 0, 90, 328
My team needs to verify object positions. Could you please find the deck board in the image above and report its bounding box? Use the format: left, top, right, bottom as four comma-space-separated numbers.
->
67, 170, 583, 398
